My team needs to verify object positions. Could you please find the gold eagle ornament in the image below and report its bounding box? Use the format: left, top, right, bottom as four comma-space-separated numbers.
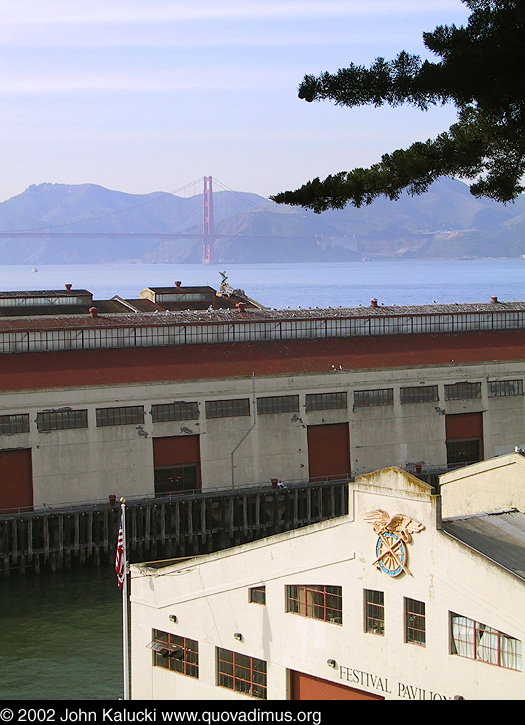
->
361, 510, 425, 577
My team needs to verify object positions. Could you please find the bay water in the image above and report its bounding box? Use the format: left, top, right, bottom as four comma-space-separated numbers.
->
0, 258, 523, 701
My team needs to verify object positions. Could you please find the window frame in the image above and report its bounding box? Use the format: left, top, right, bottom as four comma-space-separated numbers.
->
151, 401, 199, 423
216, 648, 267, 700
149, 630, 199, 678
444, 382, 482, 400
365, 589, 385, 635
450, 613, 522, 671
405, 598, 426, 646
95, 405, 145, 427
249, 586, 266, 605
400, 385, 439, 404
0, 413, 30, 435
305, 392, 347, 413
354, 389, 394, 408
487, 379, 523, 397
205, 399, 251, 419
285, 584, 342, 625
256, 395, 299, 415
36, 409, 88, 432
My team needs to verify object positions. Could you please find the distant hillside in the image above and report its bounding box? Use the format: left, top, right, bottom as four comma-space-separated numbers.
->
0, 179, 523, 264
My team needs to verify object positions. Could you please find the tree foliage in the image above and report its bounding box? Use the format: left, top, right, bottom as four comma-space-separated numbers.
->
271, 1, 525, 212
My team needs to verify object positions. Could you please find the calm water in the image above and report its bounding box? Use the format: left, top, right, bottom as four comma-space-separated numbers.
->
0, 258, 523, 701
0, 258, 523, 308
0, 566, 122, 701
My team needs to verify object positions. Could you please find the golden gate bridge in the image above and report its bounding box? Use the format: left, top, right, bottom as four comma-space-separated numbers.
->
0, 176, 320, 265
0, 175, 431, 263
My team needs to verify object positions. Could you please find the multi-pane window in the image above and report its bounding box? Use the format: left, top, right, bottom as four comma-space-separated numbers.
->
205, 399, 250, 419
400, 386, 439, 404
354, 389, 394, 408
256, 395, 299, 415
151, 401, 199, 423
249, 586, 266, 605
217, 648, 267, 700
450, 614, 522, 671
149, 630, 198, 678
365, 590, 385, 635
305, 392, 347, 412
37, 409, 88, 432
0, 414, 30, 435
488, 379, 523, 397
444, 382, 481, 400
405, 598, 426, 646
446, 439, 482, 468
285, 585, 342, 624
96, 406, 144, 427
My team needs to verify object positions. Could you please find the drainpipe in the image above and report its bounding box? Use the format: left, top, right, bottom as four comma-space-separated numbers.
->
231, 372, 256, 489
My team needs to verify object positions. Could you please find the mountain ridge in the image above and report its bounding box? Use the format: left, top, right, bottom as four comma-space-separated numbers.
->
0, 179, 523, 263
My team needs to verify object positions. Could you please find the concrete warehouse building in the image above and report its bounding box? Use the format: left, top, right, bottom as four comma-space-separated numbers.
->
0, 283, 524, 512
129, 454, 525, 701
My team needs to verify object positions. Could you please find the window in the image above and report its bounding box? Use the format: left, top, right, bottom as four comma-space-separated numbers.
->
405, 598, 426, 646
354, 389, 393, 408
400, 386, 439, 404
450, 614, 522, 671
286, 585, 342, 624
444, 382, 481, 400
96, 405, 144, 427
0, 414, 30, 435
154, 464, 200, 496
37, 409, 88, 432
151, 401, 199, 422
446, 438, 482, 468
148, 630, 199, 678
365, 590, 384, 635
305, 392, 347, 413
249, 586, 266, 605
205, 399, 250, 419
217, 648, 267, 699
488, 379, 523, 397
256, 395, 299, 415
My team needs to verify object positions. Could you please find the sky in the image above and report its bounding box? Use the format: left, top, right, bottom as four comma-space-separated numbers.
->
0, 0, 472, 203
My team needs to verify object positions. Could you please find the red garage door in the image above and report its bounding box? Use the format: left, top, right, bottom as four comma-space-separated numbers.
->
307, 423, 350, 481
0, 448, 33, 513
153, 435, 201, 496
290, 671, 384, 700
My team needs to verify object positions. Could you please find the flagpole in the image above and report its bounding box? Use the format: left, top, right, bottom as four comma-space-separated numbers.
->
120, 497, 130, 701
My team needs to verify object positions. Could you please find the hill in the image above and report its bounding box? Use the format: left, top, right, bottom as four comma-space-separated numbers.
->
0, 179, 523, 263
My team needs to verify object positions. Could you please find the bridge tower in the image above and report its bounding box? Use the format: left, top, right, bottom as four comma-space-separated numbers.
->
202, 176, 215, 264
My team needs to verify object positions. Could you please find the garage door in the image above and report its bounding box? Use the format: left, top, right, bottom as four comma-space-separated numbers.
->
290, 671, 384, 700
307, 423, 350, 481
0, 448, 33, 513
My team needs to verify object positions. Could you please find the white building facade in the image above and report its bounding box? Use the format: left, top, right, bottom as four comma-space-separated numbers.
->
130, 456, 525, 701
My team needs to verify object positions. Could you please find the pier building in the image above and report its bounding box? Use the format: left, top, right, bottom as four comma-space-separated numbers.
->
130, 454, 525, 701
0, 283, 524, 514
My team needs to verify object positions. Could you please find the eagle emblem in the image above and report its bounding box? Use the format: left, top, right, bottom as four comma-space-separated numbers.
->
361, 510, 425, 577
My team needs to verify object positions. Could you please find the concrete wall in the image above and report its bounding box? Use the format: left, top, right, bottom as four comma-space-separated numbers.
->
1, 358, 524, 508
440, 453, 525, 518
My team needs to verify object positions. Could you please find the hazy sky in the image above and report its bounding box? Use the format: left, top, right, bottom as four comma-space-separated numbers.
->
0, 0, 471, 203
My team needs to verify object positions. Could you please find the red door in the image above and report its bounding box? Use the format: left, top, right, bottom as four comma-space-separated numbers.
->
153, 435, 201, 495
290, 671, 384, 700
307, 423, 350, 481
0, 448, 33, 512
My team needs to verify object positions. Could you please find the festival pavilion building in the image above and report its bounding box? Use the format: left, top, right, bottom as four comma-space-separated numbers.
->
0, 282, 524, 512
129, 453, 525, 701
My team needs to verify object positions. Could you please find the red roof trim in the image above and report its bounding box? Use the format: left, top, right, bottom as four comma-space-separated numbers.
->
0, 330, 523, 393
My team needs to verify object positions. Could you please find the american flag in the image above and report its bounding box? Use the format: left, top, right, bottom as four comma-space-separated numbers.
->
115, 514, 125, 588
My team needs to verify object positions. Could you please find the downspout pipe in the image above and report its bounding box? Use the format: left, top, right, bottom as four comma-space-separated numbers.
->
231, 372, 256, 489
